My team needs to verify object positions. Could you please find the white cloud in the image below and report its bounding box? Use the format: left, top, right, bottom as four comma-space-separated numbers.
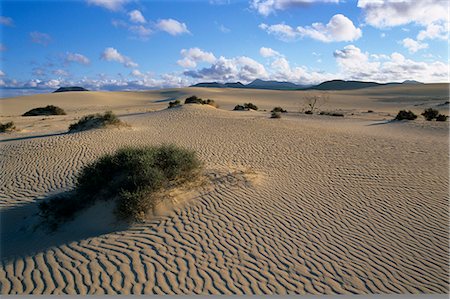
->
0, 70, 5, 77
128, 10, 146, 24
0, 16, 14, 27
130, 69, 145, 77
260, 47, 282, 58
183, 55, 268, 82
101, 47, 138, 68
30, 31, 52, 46
251, 0, 340, 16
177, 48, 217, 68
334, 44, 448, 83
401, 38, 428, 53
86, 0, 129, 11
260, 14, 362, 42
156, 19, 190, 36
129, 25, 152, 38
417, 22, 449, 41
219, 24, 231, 33
65, 52, 91, 65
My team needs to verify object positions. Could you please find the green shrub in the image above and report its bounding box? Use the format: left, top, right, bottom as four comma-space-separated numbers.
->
0, 121, 16, 133
271, 107, 287, 113
271, 111, 281, 118
68, 111, 124, 132
319, 111, 344, 117
39, 144, 202, 228
233, 105, 245, 111
23, 105, 66, 116
421, 108, 439, 121
168, 99, 181, 108
244, 103, 258, 110
395, 110, 417, 121
185, 95, 204, 104
304, 110, 313, 115
436, 114, 448, 122
204, 99, 218, 108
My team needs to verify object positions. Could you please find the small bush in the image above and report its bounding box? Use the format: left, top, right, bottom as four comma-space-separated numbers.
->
271, 111, 281, 118
367, 110, 374, 113
304, 110, 313, 115
421, 108, 439, 121
0, 121, 16, 133
436, 114, 448, 122
168, 100, 181, 108
185, 95, 204, 104
204, 99, 218, 108
39, 144, 202, 228
395, 110, 417, 121
23, 105, 66, 116
68, 111, 124, 132
234, 105, 245, 111
244, 103, 258, 110
319, 111, 344, 117
271, 107, 287, 113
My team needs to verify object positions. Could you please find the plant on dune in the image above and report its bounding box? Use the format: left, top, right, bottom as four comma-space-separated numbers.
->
204, 99, 219, 108
244, 103, 258, 110
394, 110, 417, 121
271, 111, 282, 118
271, 107, 287, 113
436, 114, 448, 122
68, 111, 126, 132
38, 144, 202, 229
0, 121, 16, 133
184, 96, 218, 107
421, 108, 439, 121
22, 105, 66, 116
302, 93, 328, 114
168, 99, 181, 108
319, 111, 344, 117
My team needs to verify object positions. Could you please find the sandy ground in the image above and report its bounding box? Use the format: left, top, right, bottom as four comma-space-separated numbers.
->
0, 84, 449, 294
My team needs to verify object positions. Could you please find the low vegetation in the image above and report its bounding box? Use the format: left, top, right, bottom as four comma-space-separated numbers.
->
304, 110, 313, 115
436, 114, 448, 122
0, 121, 16, 133
234, 103, 258, 111
271, 107, 287, 113
271, 111, 282, 118
68, 111, 125, 132
184, 95, 218, 107
319, 111, 344, 117
394, 110, 417, 121
168, 99, 181, 108
421, 108, 439, 121
22, 105, 66, 116
39, 144, 202, 229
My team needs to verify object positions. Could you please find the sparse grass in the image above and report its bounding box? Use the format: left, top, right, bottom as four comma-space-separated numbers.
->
0, 121, 16, 133
421, 108, 439, 121
68, 111, 125, 132
233, 103, 258, 111
304, 110, 313, 115
271, 107, 287, 113
39, 144, 202, 229
436, 114, 448, 122
319, 111, 344, 117
184, 96, 218, 107
271, 111, 282, 118
168, 99, 181, 108
394, 110, 417, 121
233, 105, 245, 111
204, 99, 218, 108
23, 105, 66, 116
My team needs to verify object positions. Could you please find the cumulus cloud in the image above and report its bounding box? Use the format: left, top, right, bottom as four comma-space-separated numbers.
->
156, 19, 190, 36
0, 70, 5, 77
358, 0, 449, 41
334, 44, 448, 83
260, 14, 362, 42
86, 0, 129, 11
0, 16, 14, 27
177, 48, 217, 68
401, 38, 428, 53
260, 47, 282, 58
65, 52, 91, 65
128, 10, 146, 24
184, 56, 268, 82
101, 47, 138, 68
251, 0, 340, 16
30, 31, 52, 46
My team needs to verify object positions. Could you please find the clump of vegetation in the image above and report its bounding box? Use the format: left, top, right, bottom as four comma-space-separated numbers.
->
302, 93, 329, 114
39, 144, 202, 229
319, 111, 344, 117
367, 110, 374, 113
68, 111, 125, 132
271, 111, 282, 118
22, 105, 66, 116
421, 108, 439, 121
394, 110, 417, 121
184, 96, 218, 107
304, 110, 313, 115
271, 107, 287, 113
168, 99, 181, 108
233, 103, 258, 111
0, 121, 16, 133
436, 114, 448, 122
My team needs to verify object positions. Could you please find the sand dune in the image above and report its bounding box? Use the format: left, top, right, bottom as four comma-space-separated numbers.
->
0, 85, 448, 294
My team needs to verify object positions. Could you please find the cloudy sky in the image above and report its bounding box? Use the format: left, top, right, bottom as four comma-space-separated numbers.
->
1, 0, 449, 97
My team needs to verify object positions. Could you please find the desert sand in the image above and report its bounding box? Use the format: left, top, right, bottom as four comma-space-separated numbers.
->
0, 84, 449, 294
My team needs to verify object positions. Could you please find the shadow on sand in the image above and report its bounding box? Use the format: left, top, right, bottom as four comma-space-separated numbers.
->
0, 193, 129, 263
0, 132, 68, 143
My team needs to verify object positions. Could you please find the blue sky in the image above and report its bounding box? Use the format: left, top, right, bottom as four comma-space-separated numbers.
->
0, 0, 449, 96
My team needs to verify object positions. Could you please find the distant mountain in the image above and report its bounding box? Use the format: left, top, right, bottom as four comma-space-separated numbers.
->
402, 80, 423, 84
303, 80, 387, 91
53, 86, 89, 93
191, 79, 310, 90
